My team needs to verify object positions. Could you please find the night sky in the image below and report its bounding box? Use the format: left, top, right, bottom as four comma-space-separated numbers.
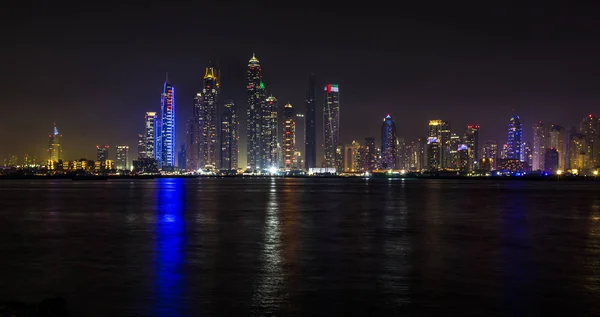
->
2, 2, 600, 166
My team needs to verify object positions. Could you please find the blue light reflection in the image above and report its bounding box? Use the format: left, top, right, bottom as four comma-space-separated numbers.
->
153, 178, 186, 316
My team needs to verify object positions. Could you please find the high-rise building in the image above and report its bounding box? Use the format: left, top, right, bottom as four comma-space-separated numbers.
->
464, 125, 480, 171
261, 95, 278, 169
507, 115, 523, 161
246, 54, 263, 170
295, 113, 305, 169
580, 114, 600, 169
323, 84, 340, 169
380, 114, 398, 169
198, 64, 219, 169
532, 121, 547, 171
144, 112, 158, 159
160, 76, 176, 169
457, 144, 469, 174
351, 140, 363, 172
427, 137, 441, 171
524, 142, 532, 170
544, 148, 559, 173
448, 133, 461, 170
548, 124, 567, 170
137, 134, 145, 159
186, 113, 199, 171
178, 144, 186, 170
428, 120, 451, 169
47, 123, 62, 163
97, 145, 109, 162
116, 145, 129, 170
483, 140, 498, 170
282, 103, 295, 170
365, 137, 376, 171
501, 143, 508, 159
305, 73, 317, 169
220, 100, 238, 170
569, 133, 587, 170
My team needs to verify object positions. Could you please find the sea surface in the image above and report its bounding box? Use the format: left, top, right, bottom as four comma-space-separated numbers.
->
0, 178, 599, 316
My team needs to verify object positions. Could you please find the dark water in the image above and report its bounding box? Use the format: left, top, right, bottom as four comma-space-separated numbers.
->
0, 178, 599, 316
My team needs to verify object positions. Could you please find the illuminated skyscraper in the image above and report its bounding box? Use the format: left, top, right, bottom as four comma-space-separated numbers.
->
464, 125, 480, 171
96, 145, 109, 162
305, 73, 317, 169
548, 124, 567, 170
262, 95, 278, 169
380, 114, 397, 169
246, 54, 263, 170
198, 64, 219, 169
220, 100, 238, 170
427, 137, 441, 171
282, 103, 295, 170
483, 140, 498, 170
507, 115, 523, 161
428, 120, 451, 169
144, 112, 158, 159
569, 133, 587, 170
295, 113, 305, 169
116, 145, 129, 170
448, 133, 461, 170
532, 121, 547, 171
137, 134, 145, 159
580, 114, 600, 168
160, 75, 176, 169
365, 137, 376, 171
47, 123, 62, 163
323, 84, 340, 169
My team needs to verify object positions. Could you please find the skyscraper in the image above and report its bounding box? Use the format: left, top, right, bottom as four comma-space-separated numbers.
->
137, 134, 145, 159
196, 64, 219, 169
532, 121, 547, 171
116, 145, 129, 170
580, 114, 600, 169
365, 137, 376, 171
220, 100, 238, 170
428, 120, 450, 169
305, 73, 317, 169
144, 112, 158, 159
262, 95, 278, 169
380, 114, 398, 169
47, 123, 62, 163
548, 124, 567, 170
160, 76, 176, 169
295, 113, 305, 169
246, 54, 263, 170
507, 115, 523, 161
282, 103, 295, 170
323, 84, 340, 169
97, 145, 109, 162
464, 125, 480, 172
483, 140, 498, 170
186, 113, 199, 171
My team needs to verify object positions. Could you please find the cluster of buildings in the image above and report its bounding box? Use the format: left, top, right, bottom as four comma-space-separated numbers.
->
3, 54, 600, 177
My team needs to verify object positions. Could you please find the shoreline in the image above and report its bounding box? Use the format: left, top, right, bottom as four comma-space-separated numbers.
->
0, 174, 598, 181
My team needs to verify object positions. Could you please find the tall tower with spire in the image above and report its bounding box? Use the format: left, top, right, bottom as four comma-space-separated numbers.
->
246, 53, 263, 170
160, 73, 176, 169
198, 62, 219, 169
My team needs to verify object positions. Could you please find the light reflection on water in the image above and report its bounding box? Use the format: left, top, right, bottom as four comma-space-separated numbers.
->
0, 179, 599, 316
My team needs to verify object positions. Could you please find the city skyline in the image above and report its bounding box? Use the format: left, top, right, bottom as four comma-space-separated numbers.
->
3, 3, 600, 163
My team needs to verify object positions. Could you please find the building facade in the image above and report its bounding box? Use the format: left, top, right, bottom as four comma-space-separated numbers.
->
305, 73, 317, 170
116, 145, 129, 170
198, 65, 219, 169
323, 84, 340, 169
246, 54, 263, 170
47, 123, 62, 163
144, 112, 158, 159
532, 121, 546, 171
220, 100, 238, 170
160, 77, 175, 169
282, 103, 295, 170
464, 125, 480, 172
507, 115, 523, 161
380, 114, 398, 169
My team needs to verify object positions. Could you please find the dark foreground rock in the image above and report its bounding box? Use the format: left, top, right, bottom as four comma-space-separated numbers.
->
0, 297, 69, 317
